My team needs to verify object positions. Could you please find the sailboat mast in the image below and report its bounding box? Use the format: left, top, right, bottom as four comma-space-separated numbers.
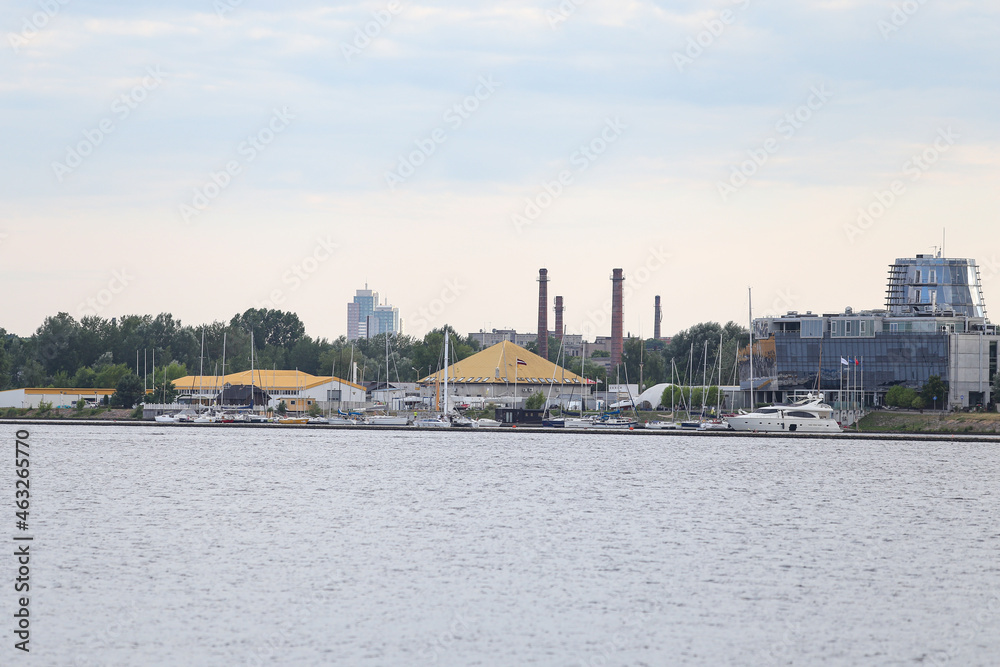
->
443, 329, 449, 415
199, 328, 205, 412
749, 287, 755, 410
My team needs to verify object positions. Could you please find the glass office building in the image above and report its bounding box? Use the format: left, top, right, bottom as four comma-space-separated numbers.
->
347, 288, 400, 340
741, 254, 999, 409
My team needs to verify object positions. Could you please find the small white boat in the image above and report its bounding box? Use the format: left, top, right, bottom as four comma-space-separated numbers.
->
698, 419, 731, 431
645, 420, 680, 430
586, 417, 639, 429
370, 415, 409, 426
154, 414, 179, 423
415, 415, 451, 428
474, 418, 501, 428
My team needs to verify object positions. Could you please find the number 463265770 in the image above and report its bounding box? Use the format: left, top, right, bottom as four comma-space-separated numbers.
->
15, 432, 29, 523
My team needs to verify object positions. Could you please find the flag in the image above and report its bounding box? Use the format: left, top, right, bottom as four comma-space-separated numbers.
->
840, 357, 849, 365
516, 358, 527, 366
854, 357, 860, 365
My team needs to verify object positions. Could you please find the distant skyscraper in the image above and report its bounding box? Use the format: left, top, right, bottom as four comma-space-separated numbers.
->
347, 287, 400, 340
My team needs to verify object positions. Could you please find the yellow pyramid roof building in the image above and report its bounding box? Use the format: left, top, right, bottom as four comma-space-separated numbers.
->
171, 369, 364, 393
419, 341, 594, 385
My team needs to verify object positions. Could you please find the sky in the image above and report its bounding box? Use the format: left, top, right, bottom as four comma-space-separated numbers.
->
2, 0, 998, 341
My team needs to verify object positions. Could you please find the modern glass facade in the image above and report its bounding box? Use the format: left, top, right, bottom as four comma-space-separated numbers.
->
771, 331, 949, 392
885, 254, 987, 318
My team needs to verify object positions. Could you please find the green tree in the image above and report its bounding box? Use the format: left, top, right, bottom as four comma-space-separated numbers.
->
992, 372, 1000, 406
276, 400, 288, 416
95, 363, 131, 389
661, 384, 681, 410
920, 375, 948, 409
307, 402, 322, 417
34, 312, 82, 377
152, 379, 178, 404
885, 385, 917, 408
911, 395, 926, 410
72, 366, 97, 388
525, 392, 546, 410
0, 330, 10, 390
50, 370, 72, 388
230, 308, 306, 349
111, 373, 145, 408
19, 359, 46, 387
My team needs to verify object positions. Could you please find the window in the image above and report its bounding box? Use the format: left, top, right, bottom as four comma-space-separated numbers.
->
801, 319, 823, 338
929, 269, 937, 283
915, 269, 922, 283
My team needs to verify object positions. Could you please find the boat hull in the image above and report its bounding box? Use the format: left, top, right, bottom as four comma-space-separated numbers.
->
415, 419, 451, 428
726, 416, 842, 433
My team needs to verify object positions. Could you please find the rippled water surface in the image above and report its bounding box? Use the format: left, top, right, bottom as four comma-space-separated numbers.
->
7, 425, 1000, 666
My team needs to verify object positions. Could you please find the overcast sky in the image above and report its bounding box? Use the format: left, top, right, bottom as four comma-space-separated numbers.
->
2, 1, 998, 340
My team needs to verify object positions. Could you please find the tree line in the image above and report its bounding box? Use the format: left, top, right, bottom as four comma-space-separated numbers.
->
0, 309, 483, 392
0, 310, 749, 400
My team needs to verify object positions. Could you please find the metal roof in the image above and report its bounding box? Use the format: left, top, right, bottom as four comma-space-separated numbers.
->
171, 370, 365, 392
419, 341, 594, 385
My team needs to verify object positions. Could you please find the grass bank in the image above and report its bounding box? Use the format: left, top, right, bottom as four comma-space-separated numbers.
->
0, 407, 137, 420
856, 410, 1000, 434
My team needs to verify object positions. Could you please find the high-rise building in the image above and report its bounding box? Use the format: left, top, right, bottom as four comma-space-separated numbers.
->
347, 287, 400, 340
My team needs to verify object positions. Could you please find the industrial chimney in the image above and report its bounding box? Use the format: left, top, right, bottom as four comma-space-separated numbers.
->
654, 295, 662, 341
554, 296, 564, 343
611, 268, 624, 367
538, 269, 549, 359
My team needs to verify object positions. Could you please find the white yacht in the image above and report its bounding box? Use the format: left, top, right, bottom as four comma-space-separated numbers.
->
726, 393, 842, 433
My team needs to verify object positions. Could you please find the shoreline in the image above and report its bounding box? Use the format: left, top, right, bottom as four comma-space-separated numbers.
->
4, 418, 1000, 443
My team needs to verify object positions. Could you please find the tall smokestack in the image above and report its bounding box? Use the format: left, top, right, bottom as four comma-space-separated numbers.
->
654, 295, 662, 340
611, 268, 624, 367
554, 296, 564, 343
537, 268, 549, 359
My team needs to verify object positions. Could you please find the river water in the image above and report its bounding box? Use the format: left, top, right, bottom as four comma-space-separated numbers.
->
6, 425, 1000, 666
